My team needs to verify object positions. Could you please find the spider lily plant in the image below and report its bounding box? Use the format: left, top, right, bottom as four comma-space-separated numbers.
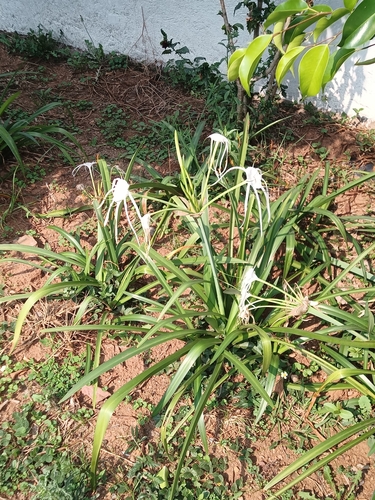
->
54, 117, 375, 498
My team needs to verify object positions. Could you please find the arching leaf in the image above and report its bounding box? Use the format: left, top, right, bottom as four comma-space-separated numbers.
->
264, 0, 308, 29
339, 0, 375, 49
314, 8, 350, 41
299, 44, 329, 97
238, 35, 272, 95
227, 48, 246, 81
276, 46, 305, 84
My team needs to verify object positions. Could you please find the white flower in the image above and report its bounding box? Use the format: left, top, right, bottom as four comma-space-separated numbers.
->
208, 133, 230, 178
280, 371, 288, 380
238, 267, 258, 324
99, 178, 143, 244
140, 213, 152, 250
72, 161, 97, 194
72, 161, 97, 177
218, 165, 270, 235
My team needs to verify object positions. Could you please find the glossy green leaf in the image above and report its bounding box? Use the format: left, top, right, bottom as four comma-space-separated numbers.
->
322, 46, 356, 85
344, 0, 359, 10
273, 20, 286, 54
355, 56, 375, 66
299, 44, 329, 96
314, 8, 350, 41
276, 46, 305, 84
283, 7, 331, 45
238, 35, 272, 95
339, 0, 375, 49
264, 0, 308, 29
286, 33, 305, 51
227, 47, 246, 81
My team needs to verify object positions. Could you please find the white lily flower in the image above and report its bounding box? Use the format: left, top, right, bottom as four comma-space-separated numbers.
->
238, 267, 258, 324
140, 213, 152, 250
208, 133, 230, 178
99, 178, 143, 244
218, 165, 270, 235
73, 161, 98, 195
72, 161, 97, 176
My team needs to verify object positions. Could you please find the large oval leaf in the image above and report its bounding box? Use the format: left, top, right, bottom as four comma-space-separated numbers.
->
264, 0, 308, 29
339, 0, 375, 49
314, 8, 350, 42
238, 34, 272, 95
276, 46, 305, 84
227, 48, 246, 81
299, 44, 329, 97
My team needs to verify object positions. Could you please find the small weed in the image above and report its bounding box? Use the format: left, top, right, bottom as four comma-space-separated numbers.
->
14, 164, 47, 188
0, 25, 69, 60
356, 129, 375, 153
97, 104, 128, 142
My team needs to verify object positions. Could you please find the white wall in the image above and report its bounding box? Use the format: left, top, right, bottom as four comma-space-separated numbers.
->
0, 0, 374, 122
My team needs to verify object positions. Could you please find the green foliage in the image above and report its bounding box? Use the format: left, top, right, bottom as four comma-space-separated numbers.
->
0, 73, 82, 174
0, 25, 68, 60
2, 116, 375, 498
229, 0, 375, 98
159, 30, 238, 127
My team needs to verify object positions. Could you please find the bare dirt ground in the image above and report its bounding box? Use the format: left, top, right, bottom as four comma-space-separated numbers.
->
1, 42, 375, 499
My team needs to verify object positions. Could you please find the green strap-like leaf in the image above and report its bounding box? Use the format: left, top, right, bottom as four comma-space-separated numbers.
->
339, 0, 375, 49
276, 46, 305, 84
299, 44, 329, 97
264, 0, 308, 29
238, 35, 272, 95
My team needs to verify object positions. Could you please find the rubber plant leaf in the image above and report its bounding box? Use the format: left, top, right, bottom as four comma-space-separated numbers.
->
299, 44, 329, 97
322, 47, 355, 86
273, 20, 286, 54
344, 0, 359, 10
314, 8, 350, 42
339, 0, 375, 49
238, 35, 272, 95
264, 0, 308, 29
355, 56, 375, 66
276, 46, 305, 83
227, 47, 246, 81
284, 6, 332, 45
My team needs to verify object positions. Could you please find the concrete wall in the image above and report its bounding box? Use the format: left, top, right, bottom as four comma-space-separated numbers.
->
0, 0, 374, 122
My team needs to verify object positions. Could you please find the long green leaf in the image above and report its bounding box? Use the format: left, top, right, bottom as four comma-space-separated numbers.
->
299, 45, 329, 96
339, 0, 375, 49
91, 345, 192, 488
264, 0, 308, 29
239, 35, 272, 95
266, 420, 375, 494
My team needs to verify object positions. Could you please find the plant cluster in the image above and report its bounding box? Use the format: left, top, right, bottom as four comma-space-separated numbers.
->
0, 72, 81, 175
1, 115, 375, 498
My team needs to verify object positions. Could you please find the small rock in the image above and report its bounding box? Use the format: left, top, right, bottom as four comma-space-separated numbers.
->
14, 234, 38, 246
